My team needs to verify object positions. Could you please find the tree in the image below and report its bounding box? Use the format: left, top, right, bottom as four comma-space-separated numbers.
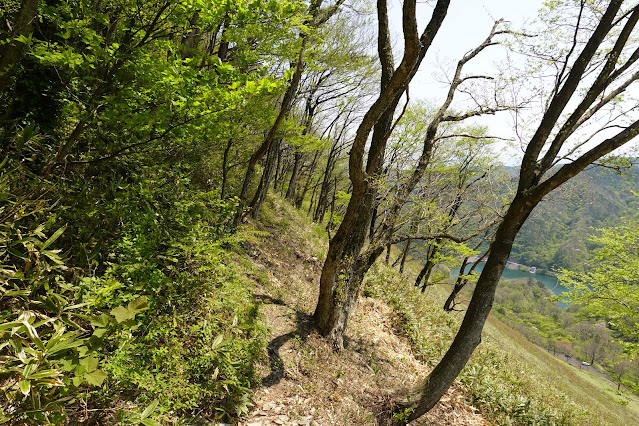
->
0, 0, 38, 95
391, 1, 639, 422
560, 222, 639, 352
313, 0, 452, 348
233, 0, 346, 225
314, 0, 511, 349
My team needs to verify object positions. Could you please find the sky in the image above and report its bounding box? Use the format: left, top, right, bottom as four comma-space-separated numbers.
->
387, 0, 546, 165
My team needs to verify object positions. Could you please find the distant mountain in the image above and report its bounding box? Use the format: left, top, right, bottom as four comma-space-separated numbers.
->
509, 164, 639, 273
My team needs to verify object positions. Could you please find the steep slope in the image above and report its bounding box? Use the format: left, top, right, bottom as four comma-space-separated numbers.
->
233, 194, 639, 425
237, 196, 487, 425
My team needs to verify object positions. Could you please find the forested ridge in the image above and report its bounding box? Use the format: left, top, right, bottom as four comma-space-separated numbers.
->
1, 0, 639, 424
511, 164, 639, 272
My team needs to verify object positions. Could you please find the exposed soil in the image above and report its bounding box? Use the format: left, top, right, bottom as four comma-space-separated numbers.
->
238, 199, 489, 425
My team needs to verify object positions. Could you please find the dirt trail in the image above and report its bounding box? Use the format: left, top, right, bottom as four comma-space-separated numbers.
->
237, 199, 489, 425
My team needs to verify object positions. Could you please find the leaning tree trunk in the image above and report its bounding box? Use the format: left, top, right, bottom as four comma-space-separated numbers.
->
220, 138, 233, 200
313, 188, 380, 347
444, 249, 489, 311
313, 0, 451, 348
398, 238, 411, 273
296, 150, 320, 208
313, 149, 337, 222
233, 32, 309, 226
393, 197, 534, 423
285, 151, 303, 202
414, 242, 438, 290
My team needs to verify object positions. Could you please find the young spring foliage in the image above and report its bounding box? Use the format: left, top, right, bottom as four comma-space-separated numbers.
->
559, 223, 639, 353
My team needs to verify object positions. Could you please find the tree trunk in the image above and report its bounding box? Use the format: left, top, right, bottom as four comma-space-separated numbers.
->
444, 250, 488, 311
296, 150, 320, 208
248, 138, 281, 219
234, 0, 344, 225
286, 151, 303, 201
314, 147, 337, 222
395, 199, 533, 422
274, 146, 287, 192
313, 0, 449, 348
313, 186, 377, 348
220, 137, 233, 200
398, 238, 411, 273
414, 243, 437, 290
181, 12, 200, 58
0, 0, 39, 96
418, 260, 435, 292
233, 34, 308, 226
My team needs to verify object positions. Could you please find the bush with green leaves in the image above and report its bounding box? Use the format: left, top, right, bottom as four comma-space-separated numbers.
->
0, 160, 148, 424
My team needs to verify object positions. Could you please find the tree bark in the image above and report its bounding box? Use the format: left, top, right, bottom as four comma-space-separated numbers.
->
233, 0, 347, 225
314, 0, 451, 348
397, 238, 410, 273
248, 138, 281, 219
220, 137, 233, 200
233, 31, 309, 226
0, 0, 39, 96
296, 150, 320, 208
285, 151, 303, 201
396, 197, 534, 422
443, 254, 479, 311
389, 2, 639, 420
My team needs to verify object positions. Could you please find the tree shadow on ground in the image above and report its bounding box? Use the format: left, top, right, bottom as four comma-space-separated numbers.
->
254, 294, 314, 387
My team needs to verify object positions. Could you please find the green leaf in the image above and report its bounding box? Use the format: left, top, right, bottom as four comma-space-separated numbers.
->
18, 380, 30, 395
48, 337, 85, 354
7, 247, 28, 261
80, 356, 99, 373
127, 296, 148, 313
40, 226, 66, 250
0, 321, 23, 331
84, 369, 107, 386
140, 399, 159, 419
90, 313, 113, 328
92, 328, 108, 338
110, 306, 133, 323
21, 319, 45, 351
211, 334, 224, 349
26, 369, 62, 380
140, 419, 162, 426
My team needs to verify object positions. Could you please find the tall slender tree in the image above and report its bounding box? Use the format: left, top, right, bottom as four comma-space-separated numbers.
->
313, 0, 452, 348
391, 1, 639, 421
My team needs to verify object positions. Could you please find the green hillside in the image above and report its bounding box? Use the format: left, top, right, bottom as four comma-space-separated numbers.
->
511, 165, 639, 272
3, 1, 639, 424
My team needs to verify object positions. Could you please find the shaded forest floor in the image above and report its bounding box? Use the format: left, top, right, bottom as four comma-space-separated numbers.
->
234, 197, 488, 425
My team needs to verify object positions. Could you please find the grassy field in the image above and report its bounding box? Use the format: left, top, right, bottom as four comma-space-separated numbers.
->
484, 316, 639, 425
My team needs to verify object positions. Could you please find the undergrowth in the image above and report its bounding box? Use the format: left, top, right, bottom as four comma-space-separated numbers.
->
1, 155, 267, 424
363, 262, 588, 425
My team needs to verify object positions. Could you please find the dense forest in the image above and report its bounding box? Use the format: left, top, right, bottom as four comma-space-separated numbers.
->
1, 0, 639, 424
511, 165, 639, 272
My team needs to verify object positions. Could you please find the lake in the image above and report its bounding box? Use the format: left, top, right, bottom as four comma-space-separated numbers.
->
451, 262, 569, 296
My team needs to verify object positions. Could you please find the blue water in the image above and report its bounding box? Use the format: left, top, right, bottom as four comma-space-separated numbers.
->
451, 262, 569, 296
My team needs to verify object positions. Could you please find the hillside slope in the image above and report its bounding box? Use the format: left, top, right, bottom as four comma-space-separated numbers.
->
234, 194, 639, 425
237, 196, 487, 425
511, 165, 639, 272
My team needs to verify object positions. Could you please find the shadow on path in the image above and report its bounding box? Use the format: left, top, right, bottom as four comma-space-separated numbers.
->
254, 294, 314, 388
